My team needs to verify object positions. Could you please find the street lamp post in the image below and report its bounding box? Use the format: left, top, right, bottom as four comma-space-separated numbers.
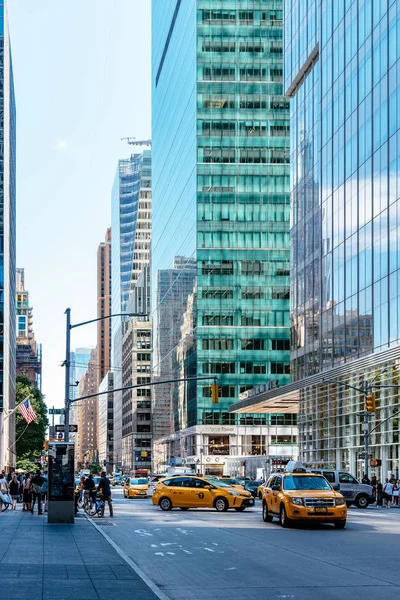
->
63, 308, 145, 442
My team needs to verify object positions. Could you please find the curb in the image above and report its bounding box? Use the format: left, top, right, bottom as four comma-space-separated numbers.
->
84, 513, 170, 600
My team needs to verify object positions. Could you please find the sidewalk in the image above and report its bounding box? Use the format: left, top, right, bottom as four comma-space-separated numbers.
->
0, 509, 159, 600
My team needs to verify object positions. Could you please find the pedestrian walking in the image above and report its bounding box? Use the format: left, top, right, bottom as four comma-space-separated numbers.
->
22, 473, 32, 511
376, 480, 383, 506
97, 471, 113, 517
383, 478, 394, 508
393, 480, 400, 507
362, 473, 371, 485
41, 477, 48, 513
30, 470, 45, 514
0, 472, 8, 512
9, 474, 20, 510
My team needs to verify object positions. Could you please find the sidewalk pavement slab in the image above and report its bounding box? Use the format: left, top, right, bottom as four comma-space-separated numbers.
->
0, 509, 160, 600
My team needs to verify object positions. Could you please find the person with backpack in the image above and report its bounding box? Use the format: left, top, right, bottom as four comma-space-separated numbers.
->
30, 470, 45, 515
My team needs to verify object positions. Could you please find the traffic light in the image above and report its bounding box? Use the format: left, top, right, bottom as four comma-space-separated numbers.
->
44, 440, 49, 451
365, 393, 376, 413
211, 383, 219, 404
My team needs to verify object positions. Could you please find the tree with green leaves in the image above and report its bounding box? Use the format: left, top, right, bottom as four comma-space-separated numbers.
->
15, 375, 48, 460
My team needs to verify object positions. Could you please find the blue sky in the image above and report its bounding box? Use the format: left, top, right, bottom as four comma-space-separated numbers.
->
8, 0, 151, 407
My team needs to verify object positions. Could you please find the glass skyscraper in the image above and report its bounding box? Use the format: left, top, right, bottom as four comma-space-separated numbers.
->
0, 1, 16, 471
152, 1, 298, 474
234, 1, 400, 479
111, 150, 152, 468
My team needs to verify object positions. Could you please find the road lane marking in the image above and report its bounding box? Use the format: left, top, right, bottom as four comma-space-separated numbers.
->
86, 515, 170, 600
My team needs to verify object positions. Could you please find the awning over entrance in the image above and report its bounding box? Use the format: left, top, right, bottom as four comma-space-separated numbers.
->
230, 386, 300, 414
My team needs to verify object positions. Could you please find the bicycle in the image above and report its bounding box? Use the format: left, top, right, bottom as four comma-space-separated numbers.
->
85, 494, 105, 518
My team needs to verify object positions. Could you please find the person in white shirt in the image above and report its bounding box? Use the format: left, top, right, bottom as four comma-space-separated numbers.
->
383, 479, 394, 508
0, 474, 8, 512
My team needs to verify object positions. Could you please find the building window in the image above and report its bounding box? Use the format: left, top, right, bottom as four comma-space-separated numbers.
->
241, 339, 265, 350
202, 362, 235, 374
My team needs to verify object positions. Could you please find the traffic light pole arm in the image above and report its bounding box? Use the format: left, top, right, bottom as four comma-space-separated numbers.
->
69, 376, 218, 404
321, 378, 367, 395
368, 407, 400, 437
70, 313, 146, 329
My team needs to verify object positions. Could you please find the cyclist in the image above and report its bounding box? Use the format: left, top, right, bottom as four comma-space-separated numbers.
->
97, 471, 113, 517
84, 473, 96, 507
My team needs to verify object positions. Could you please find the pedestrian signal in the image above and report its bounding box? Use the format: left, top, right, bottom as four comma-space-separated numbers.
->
211, 383, 219, 404
365, 393, 376, 413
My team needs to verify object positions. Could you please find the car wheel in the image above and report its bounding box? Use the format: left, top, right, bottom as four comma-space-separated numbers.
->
355, 494, 368, 509
159, 497, 173, 511
180, 507, 189, 511
234, 505, 246, 512
214, 497, 229, 512
262, 502, 273, 522
279, 505, 291, 528
334, 520, 346, 529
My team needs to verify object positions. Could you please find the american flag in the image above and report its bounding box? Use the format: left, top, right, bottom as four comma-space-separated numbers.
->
18, 398, 37, 424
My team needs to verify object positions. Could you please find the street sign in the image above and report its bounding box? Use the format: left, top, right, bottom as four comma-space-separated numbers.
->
49, 408, 64, 415
55, 424, 78, 433
358, 452, 372, 459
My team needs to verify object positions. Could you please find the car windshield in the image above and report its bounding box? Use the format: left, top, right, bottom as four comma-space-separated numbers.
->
220, 479, 239, 485
213, 481, 234, 488
130, 478, 147, 485
246, 482, 259, 488
283, 476, 332, 491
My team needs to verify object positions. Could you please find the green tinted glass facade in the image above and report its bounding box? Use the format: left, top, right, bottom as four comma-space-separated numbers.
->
195, 0, 290, 426
152, 0, 291, 430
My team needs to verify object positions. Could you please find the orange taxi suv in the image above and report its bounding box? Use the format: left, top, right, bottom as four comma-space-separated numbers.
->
152, 475, 255, 512
261, 462, 347, 528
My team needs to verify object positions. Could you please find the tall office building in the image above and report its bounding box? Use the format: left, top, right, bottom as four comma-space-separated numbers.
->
152, 257, 197, 470
15, 268, 42, 390
97, 228, 112, 386
111, 150, 151, 469
76, 348, 98, 469
152, 1, 297, 475
98, 371, 114, 469
121, 268, 152, 473
0, 2, 16, 471
234, 1, 400, 479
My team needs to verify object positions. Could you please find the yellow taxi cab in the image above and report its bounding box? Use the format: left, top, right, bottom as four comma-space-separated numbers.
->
152, 474, 255, 512
205, 476, 245, 491
261, 462, 347, 528
257, 484, 263, 499
123, 477, 149, 499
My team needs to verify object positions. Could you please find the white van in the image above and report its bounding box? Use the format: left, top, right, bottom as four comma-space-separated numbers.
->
307, 468, 375, 508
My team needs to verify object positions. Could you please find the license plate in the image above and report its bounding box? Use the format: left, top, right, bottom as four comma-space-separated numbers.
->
315, 507, 327, 513
140, 491, 145, 495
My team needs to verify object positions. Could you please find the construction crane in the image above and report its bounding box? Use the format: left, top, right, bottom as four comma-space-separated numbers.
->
121, 137, 152, 146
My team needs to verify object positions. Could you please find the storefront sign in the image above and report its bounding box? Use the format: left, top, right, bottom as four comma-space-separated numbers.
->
199, 426, 236, 434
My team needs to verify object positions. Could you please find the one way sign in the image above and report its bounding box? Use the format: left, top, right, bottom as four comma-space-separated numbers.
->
55, 424, 78, 433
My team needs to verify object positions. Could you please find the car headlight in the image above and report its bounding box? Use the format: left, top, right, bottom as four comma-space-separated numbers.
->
335, 497, 346, 507
290, 497, 304, 506
229, 491, 240, 497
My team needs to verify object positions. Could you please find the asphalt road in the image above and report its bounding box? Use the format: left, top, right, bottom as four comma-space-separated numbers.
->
90, 487, 400, 600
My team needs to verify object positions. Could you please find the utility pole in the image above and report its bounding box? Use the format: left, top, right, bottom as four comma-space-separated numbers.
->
363, 380, 369, 480
64, 308, 71, 443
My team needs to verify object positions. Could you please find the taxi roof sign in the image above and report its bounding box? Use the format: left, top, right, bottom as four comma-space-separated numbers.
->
285, 460, 307, 473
